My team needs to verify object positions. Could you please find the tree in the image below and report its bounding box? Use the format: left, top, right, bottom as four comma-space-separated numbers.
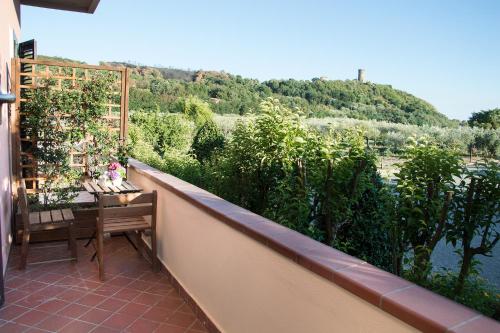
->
213, 98, 392, 269
468, 108, 500, 129
447, 161, 500, 294
394, 138, 462, 282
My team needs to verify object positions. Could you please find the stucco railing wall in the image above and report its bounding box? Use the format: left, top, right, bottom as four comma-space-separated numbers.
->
128, 159, 499, 333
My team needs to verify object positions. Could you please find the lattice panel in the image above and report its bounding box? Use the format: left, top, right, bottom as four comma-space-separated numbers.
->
12, 58, 129, 193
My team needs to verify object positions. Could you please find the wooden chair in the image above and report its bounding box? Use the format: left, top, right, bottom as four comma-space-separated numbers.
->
17, 182, 78, 270
96, 191, 158, 281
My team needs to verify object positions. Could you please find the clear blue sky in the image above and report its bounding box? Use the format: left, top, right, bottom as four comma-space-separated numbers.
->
21, 0, 500, 120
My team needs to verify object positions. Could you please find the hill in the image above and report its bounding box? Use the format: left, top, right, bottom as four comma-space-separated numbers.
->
45, 56, 455, 126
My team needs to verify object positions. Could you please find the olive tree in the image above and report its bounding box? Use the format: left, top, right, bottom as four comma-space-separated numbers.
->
447, 161, 499, 294
394, 138, 462, 282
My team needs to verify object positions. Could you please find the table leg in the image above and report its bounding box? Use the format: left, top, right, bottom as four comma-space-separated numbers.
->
84, 231, 96, 248
123, 232, 139, 251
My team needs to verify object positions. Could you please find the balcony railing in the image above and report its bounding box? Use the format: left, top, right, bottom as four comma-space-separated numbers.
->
127, 158, 500, 333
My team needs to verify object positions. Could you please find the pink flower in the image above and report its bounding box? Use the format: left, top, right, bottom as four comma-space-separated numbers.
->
108, 162, 121, 171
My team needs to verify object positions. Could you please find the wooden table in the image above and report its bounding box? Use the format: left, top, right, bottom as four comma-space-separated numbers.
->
82, 180, 142, 196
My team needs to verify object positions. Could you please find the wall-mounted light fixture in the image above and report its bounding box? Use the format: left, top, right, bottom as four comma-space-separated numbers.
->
0, 93, 16, 125
0, 93, 15, 104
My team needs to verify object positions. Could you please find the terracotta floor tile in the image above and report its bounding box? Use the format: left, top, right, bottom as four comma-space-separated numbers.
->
146, 284, 173, 297
126, 318, 161, 333
165, 312, 196, 328
4, 290, 30, 304
78, 274, 102, 284
189, 320, 207, 332
155, 323, 186, 333
0, 304, 29, 321
25, 327, 50, 333
127, 280, 151, 292
14, 293, 46, 308
5, 277, 30, 289
13, 309, 48, 326
94, 285, 122, 297
78, 280, 102, 292
156, 297, 184, 311
107, 276, 135, 287
76, 293, 108, 307
56, 276, 83, 287
0, 321, 31, 333
176, 304, 193, 314
59, 320, 96, 333
35, 314, 73, 331
56, 288, 88, 302
79, 308, 114, 325
133, 292, 163, 306
120, 271, 146, 280
36, 285, 66, 298
114, 288, 142, 301
34, 272, 66, 284
101, 312, 137, 330
91, 325, 121, 333
138, 272, 163, 283
96, 297, 127, 312
119, 302, 151, 317
35, 298, 70, 312
57, 303, 92, 319
19, 281, 49, 293
142, 307, 170, 322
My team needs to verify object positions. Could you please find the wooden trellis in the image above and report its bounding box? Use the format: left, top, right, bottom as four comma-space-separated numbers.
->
11, 58, 129, 193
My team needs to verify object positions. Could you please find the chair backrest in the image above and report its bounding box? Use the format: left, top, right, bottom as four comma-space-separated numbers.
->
17, 180, 30, 231
97, 191, 157, 230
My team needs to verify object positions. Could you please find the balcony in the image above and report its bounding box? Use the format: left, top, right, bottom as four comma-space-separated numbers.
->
0, 158, 498, 332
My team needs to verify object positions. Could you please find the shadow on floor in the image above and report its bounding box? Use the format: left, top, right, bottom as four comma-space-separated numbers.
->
1, 236, 207, 333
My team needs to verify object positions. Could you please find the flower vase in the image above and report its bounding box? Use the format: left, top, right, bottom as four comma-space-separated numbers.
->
112, 178, 123, 187
97, 175, 108, 188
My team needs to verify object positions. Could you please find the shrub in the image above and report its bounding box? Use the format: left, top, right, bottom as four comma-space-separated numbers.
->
176, 95, 213, 126
191, 120, 225, 163
130, 112, 194, 155
334, 175, 395, 271
426, 269, 499, 320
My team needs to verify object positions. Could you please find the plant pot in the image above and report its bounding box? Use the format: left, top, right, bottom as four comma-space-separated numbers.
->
112, 178, 123, 187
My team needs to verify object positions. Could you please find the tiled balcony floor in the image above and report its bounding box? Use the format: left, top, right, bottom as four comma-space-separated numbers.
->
1, 236, 208, 333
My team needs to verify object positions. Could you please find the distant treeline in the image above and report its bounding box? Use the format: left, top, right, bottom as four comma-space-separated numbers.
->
105, 61, 455, 127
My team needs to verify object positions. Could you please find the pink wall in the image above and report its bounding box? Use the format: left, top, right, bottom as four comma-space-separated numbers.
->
0, 0, 20, 274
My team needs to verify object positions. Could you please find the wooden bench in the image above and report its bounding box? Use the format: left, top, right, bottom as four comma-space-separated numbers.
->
18, 183, 78, 269
28, 209, 75, 231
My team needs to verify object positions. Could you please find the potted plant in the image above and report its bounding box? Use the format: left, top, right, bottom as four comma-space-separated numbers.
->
98, 162, 126, 187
